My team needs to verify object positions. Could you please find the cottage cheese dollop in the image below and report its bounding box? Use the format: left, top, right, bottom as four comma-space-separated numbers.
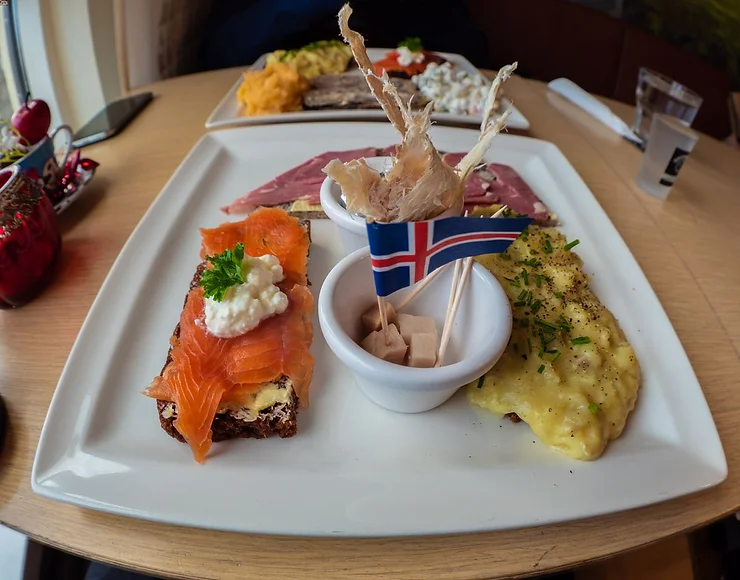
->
412, 62, 491, 116
204, 254, 288, 338
396, 46, 425, 67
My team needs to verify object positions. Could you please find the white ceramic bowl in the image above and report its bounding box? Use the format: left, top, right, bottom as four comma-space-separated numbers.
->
318, 247, 512, 413
320, 156, 462, 254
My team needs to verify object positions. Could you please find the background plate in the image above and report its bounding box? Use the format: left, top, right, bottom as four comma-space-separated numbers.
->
205, 49, 530, 131
33, 123, 725, 537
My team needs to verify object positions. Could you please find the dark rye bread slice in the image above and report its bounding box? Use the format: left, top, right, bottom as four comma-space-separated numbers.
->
155, 220, 311, 444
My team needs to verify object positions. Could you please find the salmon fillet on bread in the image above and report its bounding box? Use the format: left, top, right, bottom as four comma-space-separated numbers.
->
155, 262, 301, 443
145, 210, 312, 463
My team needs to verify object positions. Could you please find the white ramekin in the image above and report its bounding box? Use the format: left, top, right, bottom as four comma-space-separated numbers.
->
320, 156, 463, 255
318, 247, 512, 413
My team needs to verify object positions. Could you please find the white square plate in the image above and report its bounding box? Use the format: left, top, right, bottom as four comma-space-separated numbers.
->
205, 49, 530, 131
32, 123, 726, 537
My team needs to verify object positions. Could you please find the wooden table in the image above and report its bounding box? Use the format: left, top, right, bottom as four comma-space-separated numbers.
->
1, 67, 739, 579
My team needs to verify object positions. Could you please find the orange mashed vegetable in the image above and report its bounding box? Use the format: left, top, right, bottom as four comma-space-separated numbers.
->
236, 62, 308, 116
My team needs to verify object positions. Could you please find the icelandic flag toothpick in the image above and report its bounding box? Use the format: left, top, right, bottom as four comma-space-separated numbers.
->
366, 216, 532, 297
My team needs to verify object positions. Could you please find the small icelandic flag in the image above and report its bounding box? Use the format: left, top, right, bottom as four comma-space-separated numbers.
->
366, 216, 532, 297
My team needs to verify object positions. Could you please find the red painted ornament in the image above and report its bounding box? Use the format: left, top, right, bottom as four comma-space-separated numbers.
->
0, 165, 62, 307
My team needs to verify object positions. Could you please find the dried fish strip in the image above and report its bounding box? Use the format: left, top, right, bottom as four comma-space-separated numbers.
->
326, 3, 517, 224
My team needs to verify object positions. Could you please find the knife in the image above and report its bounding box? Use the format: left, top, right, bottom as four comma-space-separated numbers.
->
547, 78, 645, 148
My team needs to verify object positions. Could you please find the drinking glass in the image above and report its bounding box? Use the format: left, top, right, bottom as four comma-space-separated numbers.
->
635, 114, 698, 200
632, 68, 703, 143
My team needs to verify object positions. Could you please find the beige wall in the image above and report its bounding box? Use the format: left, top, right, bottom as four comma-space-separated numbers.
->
16, 0, 122, 130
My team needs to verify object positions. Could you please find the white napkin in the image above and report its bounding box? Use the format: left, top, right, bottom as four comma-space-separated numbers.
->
547, 78, 643, 145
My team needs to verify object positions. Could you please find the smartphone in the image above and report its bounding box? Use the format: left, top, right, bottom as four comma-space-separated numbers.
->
72, 92, 154, 148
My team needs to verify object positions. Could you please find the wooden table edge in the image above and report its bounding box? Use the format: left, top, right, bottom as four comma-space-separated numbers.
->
0, 66, 738, 580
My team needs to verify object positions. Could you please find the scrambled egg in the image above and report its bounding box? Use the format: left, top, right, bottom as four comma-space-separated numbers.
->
237, 62, 308, 116
467, 210, 640, 460
267, 40, 353, 81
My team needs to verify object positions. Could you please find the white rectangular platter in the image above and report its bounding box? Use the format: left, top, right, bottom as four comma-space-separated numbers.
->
205, 49, 530, 131
33, 123, 726, 537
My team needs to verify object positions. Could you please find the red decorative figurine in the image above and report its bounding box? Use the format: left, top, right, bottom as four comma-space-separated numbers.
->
0, 165, 62, 307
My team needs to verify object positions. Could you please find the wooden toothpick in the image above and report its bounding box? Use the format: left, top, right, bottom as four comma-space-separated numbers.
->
395, 264, 449, 312
436, 257, 474, 367
435, 205, 509, 366
377, 295, 390, 345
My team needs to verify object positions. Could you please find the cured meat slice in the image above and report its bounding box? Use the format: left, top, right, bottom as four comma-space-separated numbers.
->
222, 147, 378, 214
443, 152, 549, 222
222, 148, 551, 223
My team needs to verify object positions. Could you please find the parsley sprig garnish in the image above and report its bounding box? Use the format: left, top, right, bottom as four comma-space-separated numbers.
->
200, 243, 248, 302
398, 36, 424, 52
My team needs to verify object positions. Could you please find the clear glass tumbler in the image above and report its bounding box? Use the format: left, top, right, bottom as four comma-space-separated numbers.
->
635, 113, 698, 200
632, 68, 703, 143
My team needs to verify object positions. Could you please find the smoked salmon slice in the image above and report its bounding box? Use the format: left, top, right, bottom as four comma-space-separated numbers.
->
146, 209, 313, 463
200, 207, 309, 286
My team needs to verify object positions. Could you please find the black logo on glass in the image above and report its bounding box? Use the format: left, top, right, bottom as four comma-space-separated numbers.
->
659, 147, 689, 187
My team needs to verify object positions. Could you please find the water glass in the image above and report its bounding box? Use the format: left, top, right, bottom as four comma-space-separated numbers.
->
635, 114, 698, 200
632, 68, 702, 143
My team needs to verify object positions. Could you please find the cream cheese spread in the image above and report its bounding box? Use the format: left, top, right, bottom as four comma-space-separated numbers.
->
204, 254, 288, 338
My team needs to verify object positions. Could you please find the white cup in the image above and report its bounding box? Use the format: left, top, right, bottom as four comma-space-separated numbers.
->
318, 247, 512, 413
320, 156, 463, 254
635, 113, 698, 200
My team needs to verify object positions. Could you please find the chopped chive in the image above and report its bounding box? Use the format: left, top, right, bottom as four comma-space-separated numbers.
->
505, 277, 521, 288
534, 318, 558, 331
513, 300, 527, 307
517, 289, 528, 301
564, 239, 580, 251
543, 239, 553, 254
476, 376, 485, 389
537, 364, 545, 374
588, 402, 599, 415
541, 333, 556, 345
527, 337, 532, 353
521, 269, 529, 285
571, 336, 591, 345
517, 258, 541, 268
530, 299, 542, 314
551, 350, 562, 363
558, 314, 573, 331
535, 275, 542, 288
499, 253, 512, 261
554, 291, 563, 299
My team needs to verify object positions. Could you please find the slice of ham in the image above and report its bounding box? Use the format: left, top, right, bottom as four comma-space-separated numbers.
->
442, 152, 549, 222
222, 147, 379, 214
223, 147, 550, 223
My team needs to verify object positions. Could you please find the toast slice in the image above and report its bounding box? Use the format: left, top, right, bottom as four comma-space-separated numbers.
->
154, 221, 310, 445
